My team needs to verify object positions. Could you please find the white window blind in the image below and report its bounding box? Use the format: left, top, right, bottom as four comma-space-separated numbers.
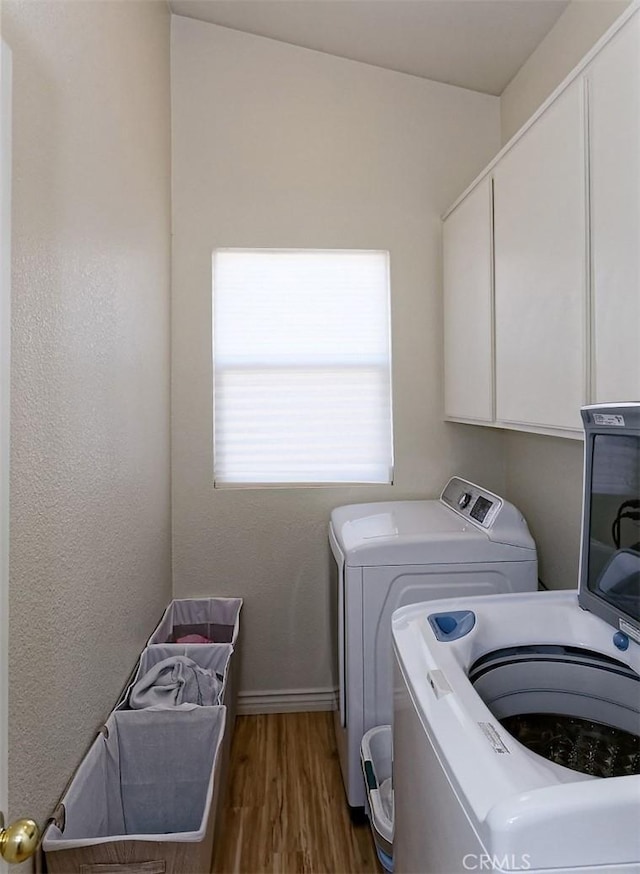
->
212, 249, 393, 486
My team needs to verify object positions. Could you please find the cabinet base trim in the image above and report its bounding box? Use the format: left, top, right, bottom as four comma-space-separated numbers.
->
446, 416, 582, 440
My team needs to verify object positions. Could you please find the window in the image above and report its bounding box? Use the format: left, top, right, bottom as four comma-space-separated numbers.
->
212, 249, 393, 486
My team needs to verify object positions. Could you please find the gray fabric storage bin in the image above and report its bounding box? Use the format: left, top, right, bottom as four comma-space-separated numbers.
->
119, 644, 233, 710
43, 706, 226, 874
148, 598, 242, 646
148, 598, 242, 737
117, 644, 235, 808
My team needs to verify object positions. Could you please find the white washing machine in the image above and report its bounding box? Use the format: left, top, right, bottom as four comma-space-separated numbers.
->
392, 404, 640, 873
329, 477, 538, 813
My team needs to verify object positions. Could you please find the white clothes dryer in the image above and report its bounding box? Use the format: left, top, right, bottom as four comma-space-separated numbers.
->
392, 404, 640, 873
329, 477, 538, 813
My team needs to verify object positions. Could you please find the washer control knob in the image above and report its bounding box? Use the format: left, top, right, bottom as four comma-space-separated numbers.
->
458, 492, 472, 510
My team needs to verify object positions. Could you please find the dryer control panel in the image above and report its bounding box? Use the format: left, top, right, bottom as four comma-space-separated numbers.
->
440, 478, 502, 529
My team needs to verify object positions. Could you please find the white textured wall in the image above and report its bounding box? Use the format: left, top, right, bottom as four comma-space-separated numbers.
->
171, 16, 505, 697
501, 0, 630, 142
500, 0, 629, 590
2, 0, 172, 825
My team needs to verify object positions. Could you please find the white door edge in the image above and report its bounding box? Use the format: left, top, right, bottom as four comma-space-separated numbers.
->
0, 36, 12, 867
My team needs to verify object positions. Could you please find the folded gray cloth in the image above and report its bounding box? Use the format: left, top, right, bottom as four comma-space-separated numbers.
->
129, 656, 223, 709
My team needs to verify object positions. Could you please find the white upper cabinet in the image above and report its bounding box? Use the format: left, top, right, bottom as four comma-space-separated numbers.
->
493, 81, 587, 432
588, 13, 640, 403
443, 177, 493, 422
442, 6, 638, 436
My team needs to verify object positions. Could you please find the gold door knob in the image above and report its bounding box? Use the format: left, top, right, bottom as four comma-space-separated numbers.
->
0, 817, 39, 864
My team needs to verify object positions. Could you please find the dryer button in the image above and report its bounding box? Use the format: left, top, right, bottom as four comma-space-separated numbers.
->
458, 492, 472, 510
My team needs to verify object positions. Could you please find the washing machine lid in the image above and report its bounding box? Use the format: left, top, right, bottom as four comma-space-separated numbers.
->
579, 404, 640, 645
330, 478, 536, 566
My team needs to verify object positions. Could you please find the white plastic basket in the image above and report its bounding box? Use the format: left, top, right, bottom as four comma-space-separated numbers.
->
361, 724, 394, 872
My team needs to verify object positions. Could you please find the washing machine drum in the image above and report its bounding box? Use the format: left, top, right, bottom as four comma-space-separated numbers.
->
469, 645, 640, 778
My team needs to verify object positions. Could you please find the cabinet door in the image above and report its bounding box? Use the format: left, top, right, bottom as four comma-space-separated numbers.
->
494, 81, 587, 431
443, 178, 493, 422
589, 11, 640, 403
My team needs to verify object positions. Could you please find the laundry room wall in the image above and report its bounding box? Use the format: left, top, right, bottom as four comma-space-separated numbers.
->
500, 0, 631, 590
2, 0, 172, 825
171, 16, 505, 704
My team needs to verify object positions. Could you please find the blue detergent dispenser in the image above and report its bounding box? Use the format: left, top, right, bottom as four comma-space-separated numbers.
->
428, 610, 476, 641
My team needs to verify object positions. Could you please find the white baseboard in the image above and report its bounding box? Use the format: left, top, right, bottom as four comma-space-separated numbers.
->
237, 687, 338, 715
